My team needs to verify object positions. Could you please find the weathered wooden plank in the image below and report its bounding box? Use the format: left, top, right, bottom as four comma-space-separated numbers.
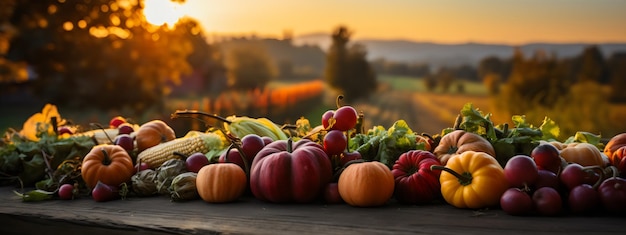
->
0, 187, 622, 234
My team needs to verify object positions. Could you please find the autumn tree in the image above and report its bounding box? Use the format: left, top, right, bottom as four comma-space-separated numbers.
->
325, 26, 377, 102
3, 0, 215, 113
576, 45, 608, 84
224, 42, 276, 90
608, 52, 626, 103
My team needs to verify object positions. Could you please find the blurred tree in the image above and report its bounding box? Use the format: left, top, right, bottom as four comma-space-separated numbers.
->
436, 67, 453, 93
3, 0, 215, 113
423, 74, 437, 92
482, 72, 501, 95
576, 45, 609, 84
224, 42, 276, 90
325, 26, 377, 102
478, 56, 511, 82
608, 52, 626, 103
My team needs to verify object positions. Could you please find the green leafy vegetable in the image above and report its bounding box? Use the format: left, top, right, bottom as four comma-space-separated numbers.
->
349, 120, 421, 169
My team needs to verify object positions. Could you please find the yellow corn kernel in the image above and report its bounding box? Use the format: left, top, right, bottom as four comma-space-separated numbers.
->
137, 135, 210, 168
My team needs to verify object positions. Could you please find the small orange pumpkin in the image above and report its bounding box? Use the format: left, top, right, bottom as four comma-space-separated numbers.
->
196, 163, 247, 203
135, 120, 176, 152
604, 133, 626, 165
81, 144, 134, 189
433, 130, 496, 165
610, 146, 626, 167
560, 143, 605, 167
338, 161, 394, 207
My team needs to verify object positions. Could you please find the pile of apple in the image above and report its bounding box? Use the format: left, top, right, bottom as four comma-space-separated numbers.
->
500, 143, 626, 216
321, 105, 363, 170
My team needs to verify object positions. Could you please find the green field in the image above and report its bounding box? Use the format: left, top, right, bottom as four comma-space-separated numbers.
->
377, 74, 488, 95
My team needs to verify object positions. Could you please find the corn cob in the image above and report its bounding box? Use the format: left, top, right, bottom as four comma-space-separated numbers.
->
226, 116, 288, 140
255, 117, 289, 140
137, 133, 218, 168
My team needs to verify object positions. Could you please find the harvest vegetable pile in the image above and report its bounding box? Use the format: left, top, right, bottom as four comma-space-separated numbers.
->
1, 101, 625, 217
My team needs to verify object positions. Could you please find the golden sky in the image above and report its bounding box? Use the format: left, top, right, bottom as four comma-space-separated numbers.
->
151, 0, 626, 45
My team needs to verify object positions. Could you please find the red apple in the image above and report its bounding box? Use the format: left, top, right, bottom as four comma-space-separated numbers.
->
331, 106, 358, 131
134, 162, 150, 173
323, 182, 343, 204
568, 184, 599, 214
109, 116, 126, 128
559, 163, 600, 190
57, 126, 74, 135
240, 134, 265, 161
219, 148, 247, 171
321, 110, 335, 129
339, 151, 362, 168
532, 187, 563, 216
504, 155, 539, 188
531, 144, 562, 174
500, 188, 533, 216
92, 181, 120, 202
117, 123, 135, 135
533, 169, 560, 190
323, 130, 347, 156
186, 152, 210, 173
58, 184, 75, 200
114, 134, 134, 153
261, 136, 274, 146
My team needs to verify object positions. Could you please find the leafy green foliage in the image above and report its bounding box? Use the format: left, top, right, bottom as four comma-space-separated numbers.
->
0, 130, 95, 187
349, 120, 426, 169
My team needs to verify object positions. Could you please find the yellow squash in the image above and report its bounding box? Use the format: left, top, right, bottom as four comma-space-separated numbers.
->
431, 151, 509, 209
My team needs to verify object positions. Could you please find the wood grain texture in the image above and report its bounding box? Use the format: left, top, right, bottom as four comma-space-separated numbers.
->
0, 187, 623, 235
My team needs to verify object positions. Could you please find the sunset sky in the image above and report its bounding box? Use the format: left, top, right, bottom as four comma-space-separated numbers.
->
149, 0, 626, 45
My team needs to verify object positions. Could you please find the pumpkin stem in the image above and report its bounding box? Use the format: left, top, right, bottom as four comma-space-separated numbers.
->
287, 138, 293, 153
223, 144, 250, 177
100, 147, 111, 166
430, 165, 472, 186
447, 146, 459, 155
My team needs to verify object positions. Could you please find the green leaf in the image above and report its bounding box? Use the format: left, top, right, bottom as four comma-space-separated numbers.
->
564, 131, 603, 149
14, 189, 55, 202
458, 103, 497, 141
539, 117, 560, 141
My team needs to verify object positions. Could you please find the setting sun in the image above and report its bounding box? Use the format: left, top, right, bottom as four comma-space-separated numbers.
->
143, 0, 188, 27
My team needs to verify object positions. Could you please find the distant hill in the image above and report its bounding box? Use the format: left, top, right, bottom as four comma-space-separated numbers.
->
293, 32, 626, 68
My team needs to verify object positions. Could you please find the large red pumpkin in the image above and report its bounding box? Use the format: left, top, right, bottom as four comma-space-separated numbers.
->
250, 139, 332, 203
392, 150, 442, 204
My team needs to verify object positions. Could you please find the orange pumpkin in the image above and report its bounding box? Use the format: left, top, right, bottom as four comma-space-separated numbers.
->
81, 144, 134, 189
338, 161, 394, 207
136, 120, 176, 152
433, 130, 496, 165
560, 143, 605, 167
610, 146, 626, 168
196, 163, 247, 203
604, 133, 626, 165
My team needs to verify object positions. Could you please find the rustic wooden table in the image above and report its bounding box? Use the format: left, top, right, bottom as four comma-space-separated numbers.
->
0, 187, 623, 235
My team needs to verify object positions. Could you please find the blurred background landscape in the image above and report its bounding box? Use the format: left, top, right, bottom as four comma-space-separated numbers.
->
1, 0, 626, 139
